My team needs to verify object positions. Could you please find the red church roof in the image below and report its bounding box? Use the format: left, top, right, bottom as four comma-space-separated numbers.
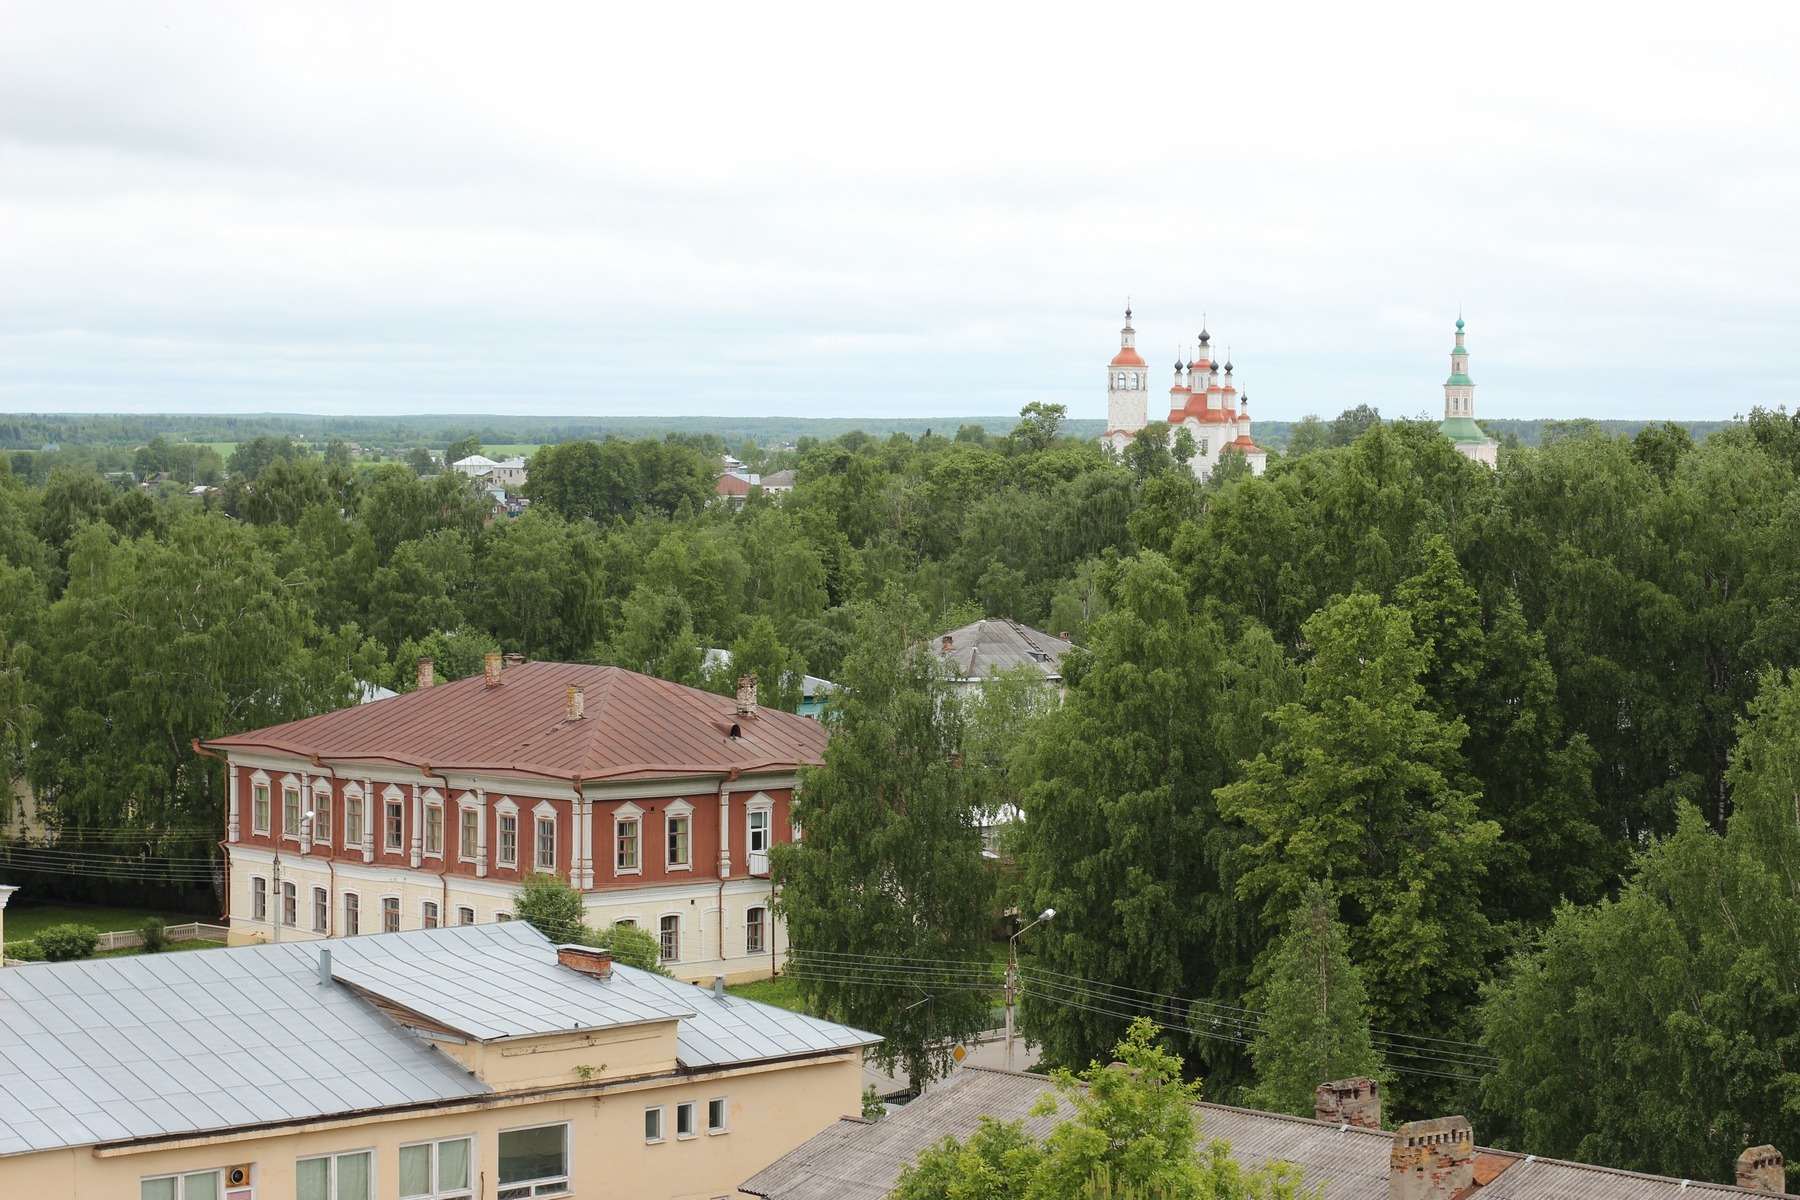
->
1110, 348, 1147, 368
203, 662, 828, 784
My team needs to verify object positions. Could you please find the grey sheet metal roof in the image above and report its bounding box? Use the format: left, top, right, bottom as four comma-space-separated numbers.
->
0, 935, 488, 1158
0, 921, 876, 1159
741, 1066, 1793, 1200
933, 619, 1075, 682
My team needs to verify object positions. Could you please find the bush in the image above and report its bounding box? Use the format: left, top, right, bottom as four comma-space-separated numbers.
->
3, 939, 44, 962
36, 923, 101, 962
139, 917, 169, 954
590, 921, 670, 976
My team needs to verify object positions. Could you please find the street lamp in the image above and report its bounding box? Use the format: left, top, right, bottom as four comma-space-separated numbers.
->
272, 811, 314, 945
1004, 906, 1055, 1071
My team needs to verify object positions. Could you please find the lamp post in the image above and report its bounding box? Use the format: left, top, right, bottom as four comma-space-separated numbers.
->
273, 811, 314, 945
1005, 906, 1054, 1071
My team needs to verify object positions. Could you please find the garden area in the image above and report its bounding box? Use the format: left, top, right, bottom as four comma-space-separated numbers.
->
3, 901, 224, 963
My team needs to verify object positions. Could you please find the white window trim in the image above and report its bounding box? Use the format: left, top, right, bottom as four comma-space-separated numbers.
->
532, 802, 557, 874
381, 894, 402, 933
423, 802, 446, 859
382, 786, 407, 853
643, 1106, 666, 1144
456, 905, 476, 926
139, 1168, 223, 1199
343, 890, 361, 936
311, 886, 329, 935
745, 793, 775, 854
398, 1133, 475, 1200
250, 874, 268, 922
675, 1099, 698, 1140
310, 778, 333, 849
250, 769, 272, 836
296, 1148, 376, 1200
457, 800, 480, 863
421, 899, 440, 928
614, 801, 643, 877
658, 912, 682, 964
280, 879, 298, 927
745, 904, 767, 955
708, 1095, 730, 1135
665, 798, 694, 872
281, 774, 303, 843
498, 1120, 570, 1198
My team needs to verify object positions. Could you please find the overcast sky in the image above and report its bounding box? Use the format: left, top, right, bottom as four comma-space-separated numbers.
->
3, 1, 1797, 423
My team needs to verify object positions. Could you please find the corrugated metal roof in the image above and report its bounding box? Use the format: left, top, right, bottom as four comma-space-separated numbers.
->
934, 620, 1075, 682
741, 1066, 1793, 1200
205, 660, 827, 784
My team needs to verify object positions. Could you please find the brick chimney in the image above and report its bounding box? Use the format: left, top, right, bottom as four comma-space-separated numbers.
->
483, 652, 503, 687
1737, 1146, 1786, 1194
503, 652, 524, 670
555, 945, 612, 980
940, 634, 953, 654
1389, 1117, 1473, 1200
1316, 1077, 1381, 1129
416, 657, 435, 689
735, 675, 758, 718
566, 685, 585, 721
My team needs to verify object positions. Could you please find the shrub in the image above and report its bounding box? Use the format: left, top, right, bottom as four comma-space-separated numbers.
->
3, 939, 44, 961
590, 921, 670, 975
139, 917, 169, 954
37, 923, 101, 962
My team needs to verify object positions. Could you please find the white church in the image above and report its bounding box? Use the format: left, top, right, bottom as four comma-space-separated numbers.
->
1098, 308, 1268, 478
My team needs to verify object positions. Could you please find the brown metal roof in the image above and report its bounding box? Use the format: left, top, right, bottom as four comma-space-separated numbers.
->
204, 661, 827, 784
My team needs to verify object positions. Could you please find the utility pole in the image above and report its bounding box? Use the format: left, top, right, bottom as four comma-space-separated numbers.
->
1005, 907, 1055, 1072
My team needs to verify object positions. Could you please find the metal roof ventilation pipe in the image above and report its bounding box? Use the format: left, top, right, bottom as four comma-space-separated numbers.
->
317, 947, 332, 986
713, 975, 726, 1000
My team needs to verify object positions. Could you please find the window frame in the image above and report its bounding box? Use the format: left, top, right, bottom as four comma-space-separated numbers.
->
676, 1099, 697, 1140
459, 807, 479, 862
658, 913, 680, 963
139, 1168, 222, 1200
398, 1133, 474, 1200
344, 891, 360, 936
250, 875, 268, 921
666, 812, 690, 870
281, 880, 298, 927
382, 894, 401, 934
313, 787, 332, 845
312, 886, 329, 934
534, 814, 556, 873
746, 803, 772, 854
384, 799, 405, 852
422, 900, 440, 929
497, 1121, 570, 1199
498, 812, 519, 868
643, 1106, 666, 1144
344, 792, 365, 847
457, 905, 476, 926
424, 803, 444, 857
614, 802, 642, 875
251, 781, 271, 835
708, 1096, 729, 1134
745, 905, 766, 955
296, 1147, 374, 1200
283, 784, 302, 840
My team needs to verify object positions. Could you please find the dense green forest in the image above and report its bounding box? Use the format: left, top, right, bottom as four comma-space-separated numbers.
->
2, 404, 1798, 1183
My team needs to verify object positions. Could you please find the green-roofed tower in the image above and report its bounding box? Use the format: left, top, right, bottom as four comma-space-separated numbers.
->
1441, 315, 1498, 468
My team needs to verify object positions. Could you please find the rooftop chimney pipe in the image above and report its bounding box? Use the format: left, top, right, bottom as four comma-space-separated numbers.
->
566, 685, 585, 722
1738, 1147, 1787, 1194
484, 653, 503, 687
556, 944, 612, 980
416, 658, 434, 690
318, 947, 332, 986
1389, 1117, 1473, 1200
503, 652, 525, 669
735, 675, 758, 718
713, 975, 726, 1000
1316, 1077, 1381, 1130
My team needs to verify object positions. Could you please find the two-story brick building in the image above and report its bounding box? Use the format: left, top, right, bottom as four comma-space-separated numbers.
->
203, 655, 823, 982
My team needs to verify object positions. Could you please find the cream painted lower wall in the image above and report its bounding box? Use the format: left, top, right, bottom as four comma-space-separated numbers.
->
0, 1052, 864, 1200
225, 851, 788, 983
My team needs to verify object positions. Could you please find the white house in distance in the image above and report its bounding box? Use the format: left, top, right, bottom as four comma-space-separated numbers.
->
452, 453, 529, 489
202, 655, 822, 982
933, 619, 1076, 696
1099, 307, 1268, 478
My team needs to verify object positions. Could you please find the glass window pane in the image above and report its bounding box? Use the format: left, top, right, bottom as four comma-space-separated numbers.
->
399, 1143, 430, 1196
500, 1124, 567, 1184
141, 1180, 177, 1200
439, 1138, 471, 1190
182, 1172, 219, 1200
337, 1151, 372, 1200
295, 1159, 329, 1200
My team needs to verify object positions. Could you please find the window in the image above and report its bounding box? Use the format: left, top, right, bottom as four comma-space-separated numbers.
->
498, 814, 518, 866
312, 887, 329, 934
314, 794, 332, 843
140, 1170, 222, 1200
666, 813, 689, 868
385, 800, 404, 851
457, 905, 476, 926
297, 1149, 372, 1200
535, 816, 556, 872
615, 816, 640, 872
344, 892, 360, 936
495, 911, 513, 922
676, 1100, 697, 1139
459, 809, 478, 860
251, 875, 267, 921
747, 808, 771, 854
284, 786, 302, 837
708, 1096, 729, 1133
252, 783, 270, 834
400, 1135, 472, 1200
345, 796, 364, 846
424, 805, 444, 856
746, 906, 765, 954
282, 881, 298, 927
383, 895, 401, 933
659, 914, 680, 963
422, 900, 440, 929
644, 1107, 665, 1143
498, 1123, 569, 1199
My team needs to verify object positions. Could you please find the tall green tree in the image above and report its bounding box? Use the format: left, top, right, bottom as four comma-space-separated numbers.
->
773, 588, 997, 1087
1241, 885, 1384, 1117
1216, 593, 1499, 1058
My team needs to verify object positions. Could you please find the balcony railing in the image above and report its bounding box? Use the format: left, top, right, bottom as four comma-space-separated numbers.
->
746, 850, 770, 878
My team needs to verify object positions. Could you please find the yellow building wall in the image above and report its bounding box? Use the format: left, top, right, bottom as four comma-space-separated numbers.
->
0, 1052, 864, 1200
437, 1021, 681, 1090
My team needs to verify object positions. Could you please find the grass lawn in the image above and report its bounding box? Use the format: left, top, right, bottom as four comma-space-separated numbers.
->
483, 444, 541, 458
5, 903, 204, 943
727, 975, 811, 1014
203, 442, 236, 459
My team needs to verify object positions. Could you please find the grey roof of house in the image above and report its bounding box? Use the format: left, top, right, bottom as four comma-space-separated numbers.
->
740, 1066, 1792, 1200
933, 619, 1075, 681
0, 921, 875, 1158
